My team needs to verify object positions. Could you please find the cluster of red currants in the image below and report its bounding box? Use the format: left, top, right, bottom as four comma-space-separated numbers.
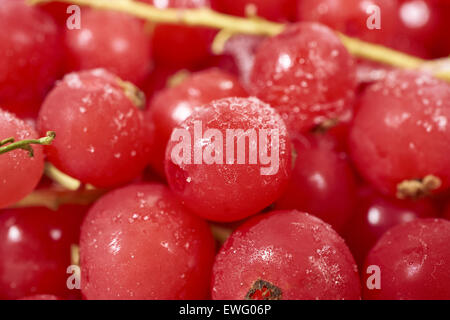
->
0, 0, 449, 300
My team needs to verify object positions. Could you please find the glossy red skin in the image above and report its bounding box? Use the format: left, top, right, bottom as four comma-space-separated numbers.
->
212, 210, 361, 300
80, 184, 215, 300
38, 69, 151, 188
363, 219, 450, 300
141, 0, 216, 68
275, 134, 357, 232
250, 23, 357, 134
349, 70, 450, 197
0, 109, 44, 209
64, 10, 153, 86
213, 0, 297, 21
344, 186, 440, 267
18, 294, 61, 300
0, 206, 83, 300
165, 97, 292, 222
444, 203, 450, 220
146, 69, 248, 175
396, 0, 447, 58
429, 0, 450, 57
0, 0, 62, 118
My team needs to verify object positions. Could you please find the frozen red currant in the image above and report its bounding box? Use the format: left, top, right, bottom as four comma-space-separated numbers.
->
275, 133, 357, 232
349, 70, 450, 199
213, 0, 297, 21
80, 184, 215, 300
211, 210, 361, 300
38, 69, 151, 188
64, 10, 153, 86
146, 69, 248, 175
363, 218, 450, 300
0, 109, 44, 209
344, 186, 439, 266
0, 0, 62, 117
0, 206, 83, 300
250, 22, 357, 134
141, 0, 216, 68
165, 97, 292, 222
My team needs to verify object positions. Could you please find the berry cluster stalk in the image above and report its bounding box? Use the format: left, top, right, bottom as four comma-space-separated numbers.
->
29, 0, 450, 81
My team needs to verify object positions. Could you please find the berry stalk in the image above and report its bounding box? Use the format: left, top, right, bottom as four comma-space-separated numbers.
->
11, 188, 106, 210
0, 131, 56, 157
29, 0, 450, 81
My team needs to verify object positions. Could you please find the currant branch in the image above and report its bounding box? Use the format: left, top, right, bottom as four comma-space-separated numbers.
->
44, 163, 82, 191
29, 0, 450, 82
11, 188, 106, 210
0, 131, 56, 157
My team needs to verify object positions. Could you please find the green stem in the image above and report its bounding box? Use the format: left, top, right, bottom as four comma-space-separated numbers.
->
0, 137, 15, 147
0, 131, 56, 157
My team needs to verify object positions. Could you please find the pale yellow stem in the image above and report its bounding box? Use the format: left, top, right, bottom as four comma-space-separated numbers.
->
28, 0, 450, 82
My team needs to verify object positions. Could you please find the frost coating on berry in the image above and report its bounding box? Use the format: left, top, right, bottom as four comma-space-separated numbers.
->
211, 210, 361, 300
38, 69, 151, 187
146, 69, 248, 175
165, 97, 292, 222
250, 22, 357, 134
0, 109, 44, 208
80, 184, 215, 300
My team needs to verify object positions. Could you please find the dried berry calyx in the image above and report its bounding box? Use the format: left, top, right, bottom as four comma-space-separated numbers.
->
116, 78, 146, 109
245, 280, 282, 300
397, 175, 442, 199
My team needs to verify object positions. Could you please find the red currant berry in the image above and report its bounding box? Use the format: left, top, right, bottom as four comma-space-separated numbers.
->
165, 97, 292, 222
363, 218, 450, 300
0, 0, 62, 117
250, 22, 357, 134
396, 0, 445, 58
0, 109, 44, 209
349, 70, 450, 198
80, 184, 215, 300
275, 133, 357, 232
141, 0, 216, 68
64, 10, 153, 86
0, 206, 83, 299
344, 186, 439, 266
212, 210, 361, 300
213, 0, 297, 21
38, 69, 151, 188
146, 69, 248, 175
